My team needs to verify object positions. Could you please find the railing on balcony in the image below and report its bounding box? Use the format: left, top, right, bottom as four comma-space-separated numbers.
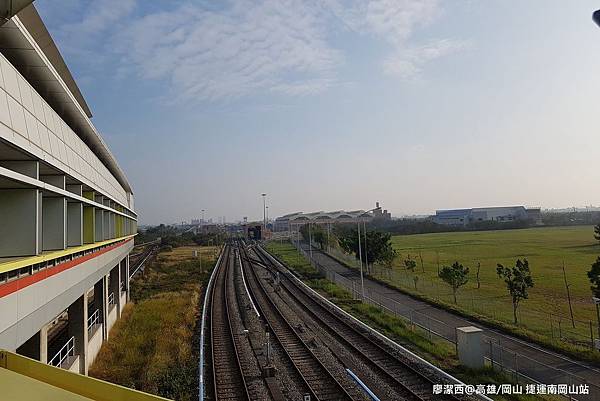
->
87, 309, 100, 336
48, 336, 75, 368
108, 292, 115, 307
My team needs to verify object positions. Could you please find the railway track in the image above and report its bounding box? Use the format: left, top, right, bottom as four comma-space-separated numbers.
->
239, 241, 357, 401
252, 244, 462, 401
210, 245, 251, 401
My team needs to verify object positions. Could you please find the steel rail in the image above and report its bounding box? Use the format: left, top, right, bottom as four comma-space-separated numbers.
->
210, 245, 251, 401
254, 245, 463, 401
239, 241, 355, 401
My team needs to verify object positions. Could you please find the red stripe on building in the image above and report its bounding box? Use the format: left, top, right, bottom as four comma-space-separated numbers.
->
0, 239, 132, 299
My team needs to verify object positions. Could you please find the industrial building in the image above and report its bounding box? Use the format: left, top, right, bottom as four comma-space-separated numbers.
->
433, 206, 542, 226
273, 202, 391, 232
0, 4, 137, 377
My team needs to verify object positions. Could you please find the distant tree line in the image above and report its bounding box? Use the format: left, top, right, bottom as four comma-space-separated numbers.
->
369, 217, 535, 236
366, 210, 600, 237
137, 224, 225, 249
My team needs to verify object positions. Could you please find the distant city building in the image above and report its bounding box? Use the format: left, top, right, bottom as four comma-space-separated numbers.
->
274, 202, 391, 232
433, 206, 542, 226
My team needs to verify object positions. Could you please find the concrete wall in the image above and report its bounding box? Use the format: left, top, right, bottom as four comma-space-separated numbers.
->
107, 306, 117, 333
86, 326, 103, 368
0, 240, 134, 351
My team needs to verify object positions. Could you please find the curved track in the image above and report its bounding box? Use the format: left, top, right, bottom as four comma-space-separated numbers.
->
253, 244, 461, 401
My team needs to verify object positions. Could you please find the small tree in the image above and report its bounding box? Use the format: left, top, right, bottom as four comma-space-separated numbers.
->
404, 257, 418, 289
381, 247, 397, 279
589, 257, 600, 297
439, 262, 469, 304
496, 259, 534, 325
594, 224, 600, 245
588, 257, 600, 338
338, 229, 395, 271
300, 224, 328, 249
476, 261, 481, 289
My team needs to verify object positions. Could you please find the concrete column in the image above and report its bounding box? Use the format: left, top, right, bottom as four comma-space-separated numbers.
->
125, 254, 130, 302
102, 274, 109, 340
39, 323, 48, 364
109, 264, 121, 318
93, 279, 106, 340
456, 326, 484, 369
68, 293, 88, 375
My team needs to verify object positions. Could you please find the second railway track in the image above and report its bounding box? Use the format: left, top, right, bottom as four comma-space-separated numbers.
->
206, 240, 470, 401
251, 243, 462, 401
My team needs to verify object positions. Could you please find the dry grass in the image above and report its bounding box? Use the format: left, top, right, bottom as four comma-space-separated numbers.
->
89, 245, 217, 401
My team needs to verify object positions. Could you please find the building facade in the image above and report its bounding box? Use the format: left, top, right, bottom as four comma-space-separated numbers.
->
433, 206, 542, 226
0, 5, 136, 375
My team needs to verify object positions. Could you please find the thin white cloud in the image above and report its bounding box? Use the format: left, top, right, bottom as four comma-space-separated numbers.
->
322, 0, 465, 79
383, 38, 468, 79
114, 1, 340, 101
41, 0, 466, 101
60, 0, 136, 35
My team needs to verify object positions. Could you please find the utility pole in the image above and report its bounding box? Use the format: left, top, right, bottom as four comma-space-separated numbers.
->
261, 193, 267, 233
363, 220, 368, 274
562, 261, 575, 328
309, 223, 313, 261
357, 221, 365, 299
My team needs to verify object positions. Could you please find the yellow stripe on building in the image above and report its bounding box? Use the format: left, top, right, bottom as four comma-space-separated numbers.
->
0, 234, 137, 274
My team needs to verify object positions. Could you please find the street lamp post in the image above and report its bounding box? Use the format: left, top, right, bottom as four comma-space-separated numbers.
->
360, 207, 379, 275
594, 297, 600, 344
309, 223, 313, 261
357, 220, 364, 299
261, 193, 267, 231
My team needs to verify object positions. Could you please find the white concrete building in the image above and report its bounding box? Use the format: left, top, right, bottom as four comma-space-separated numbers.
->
433, 206, 542, 226
0, 5, 136, 375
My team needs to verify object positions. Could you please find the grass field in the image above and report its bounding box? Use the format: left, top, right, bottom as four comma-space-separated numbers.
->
351, 225, 600, 351
89, 245, 218, 401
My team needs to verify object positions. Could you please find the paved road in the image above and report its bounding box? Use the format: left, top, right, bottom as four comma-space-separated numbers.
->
296, 242, 600, 401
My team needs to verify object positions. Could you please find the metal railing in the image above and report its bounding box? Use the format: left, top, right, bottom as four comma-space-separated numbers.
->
108, 292, 115, 306
292, 240, 600, 401
87, 309, 100, 336
48, 336, 75, 368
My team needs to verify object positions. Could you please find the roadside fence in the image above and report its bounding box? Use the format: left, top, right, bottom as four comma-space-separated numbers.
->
324, 244, 599, 350
291, 240, 600, 401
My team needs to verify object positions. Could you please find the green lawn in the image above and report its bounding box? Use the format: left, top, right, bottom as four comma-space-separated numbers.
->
370, 226, 600, 349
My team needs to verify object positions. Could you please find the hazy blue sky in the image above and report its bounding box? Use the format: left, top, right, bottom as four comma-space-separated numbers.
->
36, 0, 600, 225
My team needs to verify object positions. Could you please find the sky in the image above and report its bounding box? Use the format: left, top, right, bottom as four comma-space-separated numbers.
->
35, 0, 600, 225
